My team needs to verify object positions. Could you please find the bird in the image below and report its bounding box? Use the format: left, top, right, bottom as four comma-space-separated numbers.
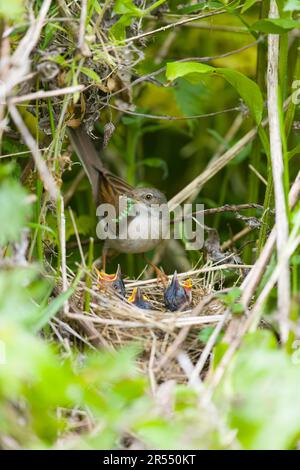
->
96, 264, 126, 297
68, 126, 168, 272
127, 287, 153, 310
164, 271, 192, 311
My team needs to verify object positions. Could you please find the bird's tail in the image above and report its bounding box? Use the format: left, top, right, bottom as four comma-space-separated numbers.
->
67, 126, 104, 203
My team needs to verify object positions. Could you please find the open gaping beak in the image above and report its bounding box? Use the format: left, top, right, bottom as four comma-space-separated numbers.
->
128, 287, 152, 310
97, 264, 126, 297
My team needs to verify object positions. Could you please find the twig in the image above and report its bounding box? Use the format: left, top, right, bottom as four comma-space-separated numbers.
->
189, 311, 230, 386
69, 207, 86, 267
168, 126, 259, 211
13, 0, 51, 61
64, 169, 85, 206
207, 171, 300, 392
107, 103, 239, 121
78, 0, 87, 51
128, 264, 253, 288
9, 104, 59, 201
105, 40, 261, 101
221, 226, 254, 251
9, 85, 85, 104
248, 164, 268, 186
267, 0, 290, 343
67, 312, 225, 329
0, 0, 52, 104
168, 97, 291, 211
58, 196, 69, 315
172, 203, 264, 224
242, 172, 300, 306
115, 7, 231, 45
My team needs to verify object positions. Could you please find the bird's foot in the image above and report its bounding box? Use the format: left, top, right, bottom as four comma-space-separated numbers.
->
143, 255, 168, 287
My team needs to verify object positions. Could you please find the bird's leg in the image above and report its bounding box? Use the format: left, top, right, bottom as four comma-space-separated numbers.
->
143, 254, 168, 287
102, 252, 106, 272
101, 240, 109, 273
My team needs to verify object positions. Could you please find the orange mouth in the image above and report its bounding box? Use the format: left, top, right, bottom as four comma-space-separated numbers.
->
180, 278, 193, 290
96, 269, 118, 282
128, 287, 149, 303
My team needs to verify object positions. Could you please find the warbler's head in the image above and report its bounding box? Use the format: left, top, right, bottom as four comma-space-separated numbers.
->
132, 188, 167, 207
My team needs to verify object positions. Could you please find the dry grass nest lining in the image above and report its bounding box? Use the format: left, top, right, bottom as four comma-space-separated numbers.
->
64, 267, 227, 383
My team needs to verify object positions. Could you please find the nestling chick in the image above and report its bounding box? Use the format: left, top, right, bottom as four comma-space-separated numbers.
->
128, 287, 152, 310
96, 265, 126, 297
164, 271, 192, 312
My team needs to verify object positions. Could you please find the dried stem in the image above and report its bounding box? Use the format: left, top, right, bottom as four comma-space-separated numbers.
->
9, 104, 59, 201
267, 0, 290, 343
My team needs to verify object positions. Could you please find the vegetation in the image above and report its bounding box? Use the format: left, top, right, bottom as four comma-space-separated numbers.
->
1, 0, 300, 450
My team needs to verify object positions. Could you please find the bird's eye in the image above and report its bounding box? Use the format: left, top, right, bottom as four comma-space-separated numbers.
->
145, 193, 153, 200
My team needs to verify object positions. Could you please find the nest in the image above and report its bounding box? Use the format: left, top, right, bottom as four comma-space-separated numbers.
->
64, 267, 227, 384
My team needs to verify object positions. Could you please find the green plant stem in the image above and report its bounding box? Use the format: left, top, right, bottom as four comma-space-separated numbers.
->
84, 237, 94, 313
245, 0, 270, 263
285, 40, 300, 138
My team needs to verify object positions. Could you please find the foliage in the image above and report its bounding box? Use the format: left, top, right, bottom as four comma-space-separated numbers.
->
1, 0, 300, 451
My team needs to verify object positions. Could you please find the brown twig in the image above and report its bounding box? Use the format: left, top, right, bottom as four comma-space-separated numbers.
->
207, 171, 300, 393
9, 85, 85, 105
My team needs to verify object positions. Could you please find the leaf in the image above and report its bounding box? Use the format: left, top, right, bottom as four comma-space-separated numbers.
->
0, 180, 31, 246
166, 61, 263, 124
215, 68, 263, 125
113, 0, 142, 15
78, 66, 102, 83
109, 15, 133, 40
166, 62, 213, 81
251, 18, 300, 33
110, 0, 143, 40
32, 286, 74, 333
173, 78, 209, 119
284, 0, 300, 11
219, 331, 300, 449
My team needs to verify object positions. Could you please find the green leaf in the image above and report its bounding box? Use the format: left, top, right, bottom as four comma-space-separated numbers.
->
284, 0, 300, 11
216, 68, 263, 125
166, 61, 263, 124
166, 62, 213, 81
109, 15, 133, 40
0, 180, 31, 245
219, 331, 300, 449
173, 78, 209, 119
251, 18, 300, 33
78, 66, 102, 83
32, 286, 75, 333
113, 0, 142, 15
110, 0, 144, 40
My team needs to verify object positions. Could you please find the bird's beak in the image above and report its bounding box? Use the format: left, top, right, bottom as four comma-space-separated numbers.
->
170, 270, 180, 290
128, 287, 140, 303
96, 265, 126, 297
128, 287, 152, 309
97, 264, 122, 282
